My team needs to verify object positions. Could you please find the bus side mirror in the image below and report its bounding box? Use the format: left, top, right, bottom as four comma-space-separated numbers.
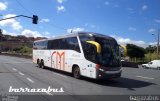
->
86, 41, 101, 53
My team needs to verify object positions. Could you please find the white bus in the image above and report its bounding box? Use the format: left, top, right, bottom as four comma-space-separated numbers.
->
33, 32, 122, 79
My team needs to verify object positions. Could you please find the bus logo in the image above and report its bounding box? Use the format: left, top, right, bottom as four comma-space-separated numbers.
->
51, 51, 65, 70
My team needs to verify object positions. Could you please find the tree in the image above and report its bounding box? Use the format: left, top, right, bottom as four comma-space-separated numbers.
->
145, 52, 157, 62
126, 44, 145, 58
145, 45, 158, 61
145, 45, 156, 53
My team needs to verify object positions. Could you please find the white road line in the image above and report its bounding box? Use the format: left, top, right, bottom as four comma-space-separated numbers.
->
12, 68, 17, 71
136, 76, 155, 80
26, 78, 34, 83
45, 92, 53, 95
18, 72, 24, 76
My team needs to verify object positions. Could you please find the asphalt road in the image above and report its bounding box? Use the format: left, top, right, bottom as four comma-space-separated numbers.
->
0, 55, 160, 101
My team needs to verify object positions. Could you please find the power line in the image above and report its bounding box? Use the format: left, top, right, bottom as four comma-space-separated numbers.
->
14, 0, 67, 31
15, 0, 33, 15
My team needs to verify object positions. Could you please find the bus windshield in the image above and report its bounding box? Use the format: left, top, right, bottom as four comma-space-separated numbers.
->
79, 33, 120, 67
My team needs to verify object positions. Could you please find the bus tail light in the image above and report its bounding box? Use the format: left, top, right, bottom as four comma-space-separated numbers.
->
96, 64, 101, 69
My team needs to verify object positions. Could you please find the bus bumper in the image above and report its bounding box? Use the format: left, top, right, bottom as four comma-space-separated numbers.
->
96, 69, 122, 79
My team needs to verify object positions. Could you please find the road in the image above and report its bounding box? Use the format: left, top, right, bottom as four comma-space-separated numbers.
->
0, 55, 160, 101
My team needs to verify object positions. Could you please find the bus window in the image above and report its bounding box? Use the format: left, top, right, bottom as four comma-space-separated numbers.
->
48, 39, 60, 49
95, 37, 120, 67
79, 33, 120, 67
81, 41, 97, 63
66, 37, 80, 52
86, 41, 101, 53
47, 37, 80, 52
33, 40, 47, 50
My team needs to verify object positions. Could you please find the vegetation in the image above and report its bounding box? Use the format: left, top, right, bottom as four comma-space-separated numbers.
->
12, 46, 32, 54
124, 44, 158, 63
145, 45, 156, 53
144, 45, 158, 62
126, 44, 145, 62
127, 44, 145, 58
0, 42, 32, 55
145, 52, 157, 62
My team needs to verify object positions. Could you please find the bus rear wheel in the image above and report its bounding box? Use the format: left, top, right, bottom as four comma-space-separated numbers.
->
38, 60, 45, 69
38, 61, 41, 68
73, 67, 81, 79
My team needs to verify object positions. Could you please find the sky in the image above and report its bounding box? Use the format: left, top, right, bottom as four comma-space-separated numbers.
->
0, 0, 160, 47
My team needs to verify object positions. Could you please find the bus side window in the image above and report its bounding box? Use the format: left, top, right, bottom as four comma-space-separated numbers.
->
33, 42, 37, 49
47, 38, 80, 52
66, 37, 80, 53
58, 39, 66, 49
82, 42, 97, 62
48, 39, 61, 49
38, 41, 47, 49
44, 41, 48, 49
47, 40, 52, 49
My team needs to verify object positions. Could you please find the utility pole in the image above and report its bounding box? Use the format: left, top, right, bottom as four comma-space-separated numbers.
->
157, 29, 160, 59
0, 29, 2, 41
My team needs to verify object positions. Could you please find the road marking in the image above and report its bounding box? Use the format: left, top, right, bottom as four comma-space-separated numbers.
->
45, 92, 53, 95
136, 76, 155, 80
18, 72, 24, 76
54, 73, 67, 78
27, 78, 34, 83
12, 68, 17, 71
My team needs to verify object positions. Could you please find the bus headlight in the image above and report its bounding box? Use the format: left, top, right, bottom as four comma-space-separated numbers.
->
99, 68, 104, 72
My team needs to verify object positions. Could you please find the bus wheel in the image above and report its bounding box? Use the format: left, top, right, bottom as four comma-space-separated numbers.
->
38, 61, 42, 68
37, 59, 39, 64
39, 60, 45, 69
73, 67, 81, 79
41, 61, 45, 69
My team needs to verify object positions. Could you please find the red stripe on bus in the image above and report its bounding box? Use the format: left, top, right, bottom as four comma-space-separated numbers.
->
51, 51, 56, 68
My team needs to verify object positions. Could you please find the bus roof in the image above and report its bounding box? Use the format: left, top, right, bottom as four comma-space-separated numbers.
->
34, 32, 115, 42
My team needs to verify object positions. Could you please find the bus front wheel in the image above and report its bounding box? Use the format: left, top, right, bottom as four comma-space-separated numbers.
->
73, 67, 81, 79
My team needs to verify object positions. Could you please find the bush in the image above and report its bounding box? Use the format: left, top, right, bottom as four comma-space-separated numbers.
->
19, 46, 32, 54
145, 52, 157, 62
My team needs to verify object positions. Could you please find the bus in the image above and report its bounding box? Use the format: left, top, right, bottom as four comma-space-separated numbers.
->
33, 32, 122, 79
